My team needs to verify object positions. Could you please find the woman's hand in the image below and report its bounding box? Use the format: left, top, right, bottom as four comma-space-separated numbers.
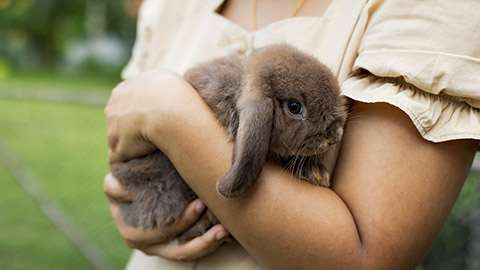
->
103, 173, 230, 260
105, 69, 199, 164
104, 69, 231, 260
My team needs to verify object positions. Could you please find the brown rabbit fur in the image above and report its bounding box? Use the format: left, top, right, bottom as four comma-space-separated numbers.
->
111, 43, 346, 242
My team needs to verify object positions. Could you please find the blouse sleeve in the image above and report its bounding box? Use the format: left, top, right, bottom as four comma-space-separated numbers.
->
341, 0, 480, 143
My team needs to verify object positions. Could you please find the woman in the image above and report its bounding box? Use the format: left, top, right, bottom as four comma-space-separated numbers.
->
104, 0, 480, 269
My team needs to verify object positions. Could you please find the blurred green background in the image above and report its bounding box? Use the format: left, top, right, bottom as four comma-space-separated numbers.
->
0, 0, 479, 269
0, 0, 137, 269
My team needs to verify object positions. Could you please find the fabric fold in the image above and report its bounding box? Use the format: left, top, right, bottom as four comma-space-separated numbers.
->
342, 74, 480, 143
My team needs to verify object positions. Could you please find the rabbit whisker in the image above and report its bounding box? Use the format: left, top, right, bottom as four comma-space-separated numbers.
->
295, 143, 314, 180
279, 138, 308, 178
280, 138, 298, 157
296, 156, 307, 180
290, 156, 302, 175
284, 157, 296, 175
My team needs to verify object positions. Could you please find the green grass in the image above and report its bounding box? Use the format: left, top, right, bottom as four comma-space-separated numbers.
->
0, 98, 131, 270
0, 163, 92, 270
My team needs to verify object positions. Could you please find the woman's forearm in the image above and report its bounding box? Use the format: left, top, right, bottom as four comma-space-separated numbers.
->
159, 79, 365, 268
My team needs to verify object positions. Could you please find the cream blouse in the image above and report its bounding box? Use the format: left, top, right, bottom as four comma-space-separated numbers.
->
123, 0, 480, 268
123, 0, 480, 144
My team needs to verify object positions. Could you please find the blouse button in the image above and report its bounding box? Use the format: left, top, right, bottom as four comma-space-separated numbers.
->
228, 38, 248, 54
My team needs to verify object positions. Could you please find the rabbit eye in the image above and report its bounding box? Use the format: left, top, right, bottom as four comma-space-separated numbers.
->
287, 100, 303, 115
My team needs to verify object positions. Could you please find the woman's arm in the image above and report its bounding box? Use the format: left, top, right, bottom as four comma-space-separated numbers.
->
106, 70, 477, 269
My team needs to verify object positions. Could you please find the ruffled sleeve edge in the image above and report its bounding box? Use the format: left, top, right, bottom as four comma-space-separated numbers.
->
353, 49, 480, 109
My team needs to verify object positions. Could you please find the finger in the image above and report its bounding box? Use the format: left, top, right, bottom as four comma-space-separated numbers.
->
103, 173, 133, 202
108, 199, 172, 248
108, 148, 124, 165
141, 224, 230, 261
108, 138, 157, 164
125, 198, 207, 245
107, 114, 158, 164
110, 199, 207, 249
174, 199, 207, 233
105, 116, 119, 152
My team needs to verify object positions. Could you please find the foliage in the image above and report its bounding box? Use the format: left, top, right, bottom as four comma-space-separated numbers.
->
0, 0, 136, 74
421, 173, 480, 270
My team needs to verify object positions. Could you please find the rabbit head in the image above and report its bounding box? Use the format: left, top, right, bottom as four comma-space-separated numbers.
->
217, 44, 346, 198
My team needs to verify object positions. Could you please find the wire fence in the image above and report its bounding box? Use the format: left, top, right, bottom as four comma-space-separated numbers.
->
0, 138, 114, 270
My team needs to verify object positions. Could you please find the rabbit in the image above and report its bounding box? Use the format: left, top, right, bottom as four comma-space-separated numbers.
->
110, 43, 346, 242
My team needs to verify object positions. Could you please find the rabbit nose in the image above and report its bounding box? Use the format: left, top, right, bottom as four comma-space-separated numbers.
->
318, 140, 329, 150
327, 137, 341, 146
326, 139, 337, 146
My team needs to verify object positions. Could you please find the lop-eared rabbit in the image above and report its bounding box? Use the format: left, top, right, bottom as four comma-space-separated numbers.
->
111, 44, 346, 242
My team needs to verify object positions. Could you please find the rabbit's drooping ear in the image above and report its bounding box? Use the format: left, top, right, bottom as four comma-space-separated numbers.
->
216, 80, 274, 198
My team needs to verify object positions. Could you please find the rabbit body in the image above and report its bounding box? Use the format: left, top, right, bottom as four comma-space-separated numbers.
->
111, 44, 346, 242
